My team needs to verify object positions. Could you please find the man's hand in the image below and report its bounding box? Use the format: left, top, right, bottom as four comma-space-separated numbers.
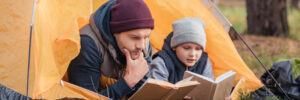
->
123, 49, 149, 88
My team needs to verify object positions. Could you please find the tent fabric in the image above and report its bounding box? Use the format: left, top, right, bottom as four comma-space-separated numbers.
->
0, 0, 107, 99
0, 0, 35, 96
0, 0, 262, 99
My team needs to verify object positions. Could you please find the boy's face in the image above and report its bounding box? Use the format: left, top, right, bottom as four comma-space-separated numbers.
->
114, 28, 151, 60
173, 43, 203, 67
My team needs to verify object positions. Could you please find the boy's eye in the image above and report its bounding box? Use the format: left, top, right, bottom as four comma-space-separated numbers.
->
183, 46, 190, 49
196, 47, 202, 50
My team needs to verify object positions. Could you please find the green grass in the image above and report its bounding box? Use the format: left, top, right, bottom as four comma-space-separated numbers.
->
237, 89, 279, 100
287, 6, 300, 41
238, 47, 290, 76
218, 5, 247, 34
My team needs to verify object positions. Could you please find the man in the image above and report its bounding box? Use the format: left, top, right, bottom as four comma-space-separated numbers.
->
67, 0, 154, 99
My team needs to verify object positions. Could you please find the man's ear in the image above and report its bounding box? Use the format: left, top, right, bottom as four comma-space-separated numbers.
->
172, 47, 176, 51
113, 33, 119, 37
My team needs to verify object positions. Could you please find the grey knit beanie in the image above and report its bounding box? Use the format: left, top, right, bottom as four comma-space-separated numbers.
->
171, 17, 207, 50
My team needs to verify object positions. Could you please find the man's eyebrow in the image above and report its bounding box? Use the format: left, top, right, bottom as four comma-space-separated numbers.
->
130, 35, 138, 37
130, 34, 140, 38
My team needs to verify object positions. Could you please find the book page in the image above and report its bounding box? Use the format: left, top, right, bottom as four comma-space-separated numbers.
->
215, 71, 236, 83
129, 79, 174, 100
213, 71, 236, 100
129, 78, 199, 100
174, 76, 199, 88
184, 71, 215, 83
183, 71, 215, 100
147, 78, 175, 88
166, 84, 199, 100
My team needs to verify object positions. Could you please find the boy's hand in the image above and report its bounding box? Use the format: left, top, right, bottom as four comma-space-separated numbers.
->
183, 96, 192, 100
124, 49, 149, 88
224, 96, 232, 100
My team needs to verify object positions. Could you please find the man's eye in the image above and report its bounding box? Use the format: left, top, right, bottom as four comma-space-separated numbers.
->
132, 37, 139, 40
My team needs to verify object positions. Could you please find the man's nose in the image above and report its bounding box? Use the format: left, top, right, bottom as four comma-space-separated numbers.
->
136, 39, 145, 50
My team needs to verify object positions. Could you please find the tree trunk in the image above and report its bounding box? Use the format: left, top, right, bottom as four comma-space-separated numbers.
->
246, 0, 289, 37
291, 0, 299, 9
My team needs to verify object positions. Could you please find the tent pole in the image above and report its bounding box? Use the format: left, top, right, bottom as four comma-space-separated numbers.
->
26, 0, 37, 97
91, 0, 93, 14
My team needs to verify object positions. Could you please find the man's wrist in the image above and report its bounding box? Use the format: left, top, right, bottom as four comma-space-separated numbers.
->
124, 74, 135, 88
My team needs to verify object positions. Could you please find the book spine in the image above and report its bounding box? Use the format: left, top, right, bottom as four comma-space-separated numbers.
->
210, 83, 217, 100
162, 88, 178, 100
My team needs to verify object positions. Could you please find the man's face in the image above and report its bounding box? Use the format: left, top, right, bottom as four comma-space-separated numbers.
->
114, 28, 151, 60
173, 43, 203, 67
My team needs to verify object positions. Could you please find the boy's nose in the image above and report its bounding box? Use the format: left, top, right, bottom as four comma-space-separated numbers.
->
189, 50, 196, 57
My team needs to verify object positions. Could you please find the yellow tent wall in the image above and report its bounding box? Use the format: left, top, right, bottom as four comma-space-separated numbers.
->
0, 0, 35, 96
0, 0, 107, 99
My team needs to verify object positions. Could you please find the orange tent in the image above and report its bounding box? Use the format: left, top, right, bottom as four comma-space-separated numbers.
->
0, 0, 107, 99
0, 0, 262, 99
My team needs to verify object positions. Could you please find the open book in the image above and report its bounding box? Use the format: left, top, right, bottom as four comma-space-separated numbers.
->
183, 70, 237, 100
128, 77, 200, 100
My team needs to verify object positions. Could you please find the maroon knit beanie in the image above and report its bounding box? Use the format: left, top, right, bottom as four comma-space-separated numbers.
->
110, 0, 154, 33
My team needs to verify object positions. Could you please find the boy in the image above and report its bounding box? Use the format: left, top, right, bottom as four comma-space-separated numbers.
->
150, 17, 232, 100
150, 17, 214, 83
